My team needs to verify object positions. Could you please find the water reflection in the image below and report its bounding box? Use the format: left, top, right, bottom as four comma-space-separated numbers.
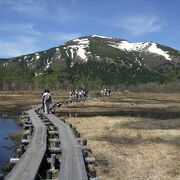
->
0, 109, 22, 119
57, 110, 180, 120
0, 117, 21, 176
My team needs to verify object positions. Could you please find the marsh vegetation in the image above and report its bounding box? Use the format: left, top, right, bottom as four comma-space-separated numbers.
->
56, 92, 180, 180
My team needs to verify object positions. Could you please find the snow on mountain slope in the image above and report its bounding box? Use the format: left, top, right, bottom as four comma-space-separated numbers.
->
65, 38, 90, 61
147, 43, 171, 60
108, 41, 150, 51
62, 35, 172, 63
2, 34, 177, 77
91, 34, 113, 39
108, 40, 171, 60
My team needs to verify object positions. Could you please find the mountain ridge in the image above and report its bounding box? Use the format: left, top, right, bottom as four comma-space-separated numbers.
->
0, 35, 180, 90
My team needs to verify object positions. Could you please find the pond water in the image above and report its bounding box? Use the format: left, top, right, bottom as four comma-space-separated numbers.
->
57, 110, 180, 119
0, 116, 21, 176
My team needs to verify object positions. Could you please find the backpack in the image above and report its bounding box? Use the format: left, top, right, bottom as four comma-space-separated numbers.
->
44, 93, 52, 103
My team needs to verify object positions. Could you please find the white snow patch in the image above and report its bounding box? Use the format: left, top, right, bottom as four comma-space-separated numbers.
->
44, 59, 53, 70
147, 43, 171, 60
36, 55, 40, 59
72, 38, 89, 45
77, 48, 86, 60
67, 38, 89, 61
95, 55, 101, 60
109, 41, 150, 51
134, 57, 142, 66
70, 49, 74, 59
70, 62, 74, 67
65, 51, 69, 57
72, 38, 80, 42
92, 34, 112, 39
3, 62, 8, 67
35, 53, 40, 60
35, 72, 42, 77
56, 48, 60, 51
108, 41, 171, 60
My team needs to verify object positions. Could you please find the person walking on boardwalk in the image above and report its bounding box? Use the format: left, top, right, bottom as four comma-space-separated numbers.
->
42, 89, 52, 114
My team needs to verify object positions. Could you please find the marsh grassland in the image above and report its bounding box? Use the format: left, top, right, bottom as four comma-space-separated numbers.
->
56, 93, 180, 180
1, 91, 180, 179
0, 91, 67, 112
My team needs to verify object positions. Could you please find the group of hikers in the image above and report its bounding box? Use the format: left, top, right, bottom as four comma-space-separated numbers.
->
69, 88, 89, 101
41, 88, 89, 114
100, 88, 111, 97
42, 87, 111, 114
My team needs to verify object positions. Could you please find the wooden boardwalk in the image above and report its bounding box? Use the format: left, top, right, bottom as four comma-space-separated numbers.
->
5, 100, 97, 180
5, 109, 47, 180
46, 113, 89, 180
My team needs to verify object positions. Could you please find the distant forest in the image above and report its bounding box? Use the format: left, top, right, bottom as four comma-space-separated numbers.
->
0, 61, 180, 92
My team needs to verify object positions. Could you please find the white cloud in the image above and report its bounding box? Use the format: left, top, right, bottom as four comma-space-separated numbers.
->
0, 36, 39, 57
0, 31, 81, 58
56, 7, 77, 22
0, 23, 41, 35
0, 41, 23, 57
0, 0, 77, 22
0, 0, 45, 14
116, 15, 166, 36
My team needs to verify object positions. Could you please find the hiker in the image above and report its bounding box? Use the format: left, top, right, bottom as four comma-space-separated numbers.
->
100, 89, 104, 97
75, 89, 79, 100
79, 89, 83, 99
42, 89, 52, 114
69, 90, 73, 101
108, 88, 111, 97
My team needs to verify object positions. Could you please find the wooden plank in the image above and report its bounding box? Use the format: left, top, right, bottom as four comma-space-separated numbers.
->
5, 109, 47, 180
46, 113, 88, 180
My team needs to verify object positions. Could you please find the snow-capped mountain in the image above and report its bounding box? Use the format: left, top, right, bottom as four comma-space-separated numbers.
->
1, 35, 179, 70
0, 35, 180, 89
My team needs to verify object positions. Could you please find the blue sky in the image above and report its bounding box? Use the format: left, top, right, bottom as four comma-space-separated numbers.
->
0, 0, 180, 58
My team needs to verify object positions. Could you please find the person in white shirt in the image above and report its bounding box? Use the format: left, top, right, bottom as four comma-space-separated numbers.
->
42, 89, 52, 114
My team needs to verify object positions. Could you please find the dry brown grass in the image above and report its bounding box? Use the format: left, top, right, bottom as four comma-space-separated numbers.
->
56, 93, 180, 114
0, 90, 68, 111
57, 93, 180, 180
1, 91, 180, 179
65, 116, 180, 180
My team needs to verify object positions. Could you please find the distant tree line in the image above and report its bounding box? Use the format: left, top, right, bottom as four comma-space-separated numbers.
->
0, 60, 180, 92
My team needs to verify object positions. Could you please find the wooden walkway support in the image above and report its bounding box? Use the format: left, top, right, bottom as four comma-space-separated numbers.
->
5, 99, 97, 180
5, 109, 47, 180
45, 113, 89, 180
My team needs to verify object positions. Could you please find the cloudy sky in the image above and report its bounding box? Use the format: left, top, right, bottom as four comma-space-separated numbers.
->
0, 0, 180, 57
